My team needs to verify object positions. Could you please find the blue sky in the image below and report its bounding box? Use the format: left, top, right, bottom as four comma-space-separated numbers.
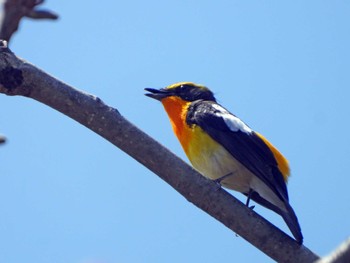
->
0, 1, 349, 262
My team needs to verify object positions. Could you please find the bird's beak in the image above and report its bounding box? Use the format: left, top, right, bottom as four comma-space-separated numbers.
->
144, 88, 171, 101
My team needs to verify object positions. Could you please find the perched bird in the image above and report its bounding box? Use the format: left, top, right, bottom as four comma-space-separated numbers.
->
145, 82, 303, 244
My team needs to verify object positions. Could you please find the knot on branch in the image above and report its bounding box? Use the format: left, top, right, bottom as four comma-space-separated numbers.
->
0, 40, 8, 48
0, 66, 23, 91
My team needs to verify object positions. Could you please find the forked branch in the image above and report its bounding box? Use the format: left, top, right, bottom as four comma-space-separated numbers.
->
0, 0, 58, 42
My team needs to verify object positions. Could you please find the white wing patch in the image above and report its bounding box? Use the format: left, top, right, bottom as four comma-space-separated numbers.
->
212, 104, 252, 134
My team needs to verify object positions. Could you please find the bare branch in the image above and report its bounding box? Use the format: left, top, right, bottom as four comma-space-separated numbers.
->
25, 9, 58, 20
0, 40, 319, 263
0, 134, 5, 144
0, 0, 58, 42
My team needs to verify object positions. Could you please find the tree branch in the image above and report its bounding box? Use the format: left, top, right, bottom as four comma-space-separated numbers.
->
0, 134, 5, 144
0, 40, 319, 262
0, 0, 58, 42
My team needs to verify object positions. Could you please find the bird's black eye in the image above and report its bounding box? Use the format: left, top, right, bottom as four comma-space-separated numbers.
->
177, 84, 195, 100
179, 83, 196, 93
178, 84, 190, 93
178, 84, 216, 102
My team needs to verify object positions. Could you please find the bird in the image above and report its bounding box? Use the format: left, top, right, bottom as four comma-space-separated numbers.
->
145, 82, 303, 244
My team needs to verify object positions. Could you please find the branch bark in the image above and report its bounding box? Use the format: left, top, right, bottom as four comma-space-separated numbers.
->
0, 40, 319, 263
0, 0, 58, 42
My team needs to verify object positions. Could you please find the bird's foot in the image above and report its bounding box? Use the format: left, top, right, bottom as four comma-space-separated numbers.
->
213, 172, 233, 191
245, 189, 255, 209
214, 172, 233, 185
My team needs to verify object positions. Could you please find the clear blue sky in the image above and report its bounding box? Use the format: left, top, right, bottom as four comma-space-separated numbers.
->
0, 1, 349, 262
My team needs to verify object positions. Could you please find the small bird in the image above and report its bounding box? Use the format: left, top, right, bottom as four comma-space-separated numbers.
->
145, 82, 303, 244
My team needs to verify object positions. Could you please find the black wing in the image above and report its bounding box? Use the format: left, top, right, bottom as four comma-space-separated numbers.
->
186, 100, 289, 202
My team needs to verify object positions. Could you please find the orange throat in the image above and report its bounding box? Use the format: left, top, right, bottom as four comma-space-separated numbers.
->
161, 97, 192, 153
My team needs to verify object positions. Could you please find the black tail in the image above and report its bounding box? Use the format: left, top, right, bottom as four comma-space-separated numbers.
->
247, 191, 303, 244
281, 202, 303, 244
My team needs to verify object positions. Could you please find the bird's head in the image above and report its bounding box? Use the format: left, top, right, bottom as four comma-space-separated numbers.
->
145, 82, 216, 102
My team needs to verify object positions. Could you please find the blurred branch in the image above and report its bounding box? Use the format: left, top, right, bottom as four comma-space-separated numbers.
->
0, 134, 5, 144
316, 238, 350, 263
0, 0, 58, 43
0, 41, 319, 263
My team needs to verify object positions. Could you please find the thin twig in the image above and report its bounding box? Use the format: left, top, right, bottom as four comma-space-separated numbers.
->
0, 0, 58, 42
